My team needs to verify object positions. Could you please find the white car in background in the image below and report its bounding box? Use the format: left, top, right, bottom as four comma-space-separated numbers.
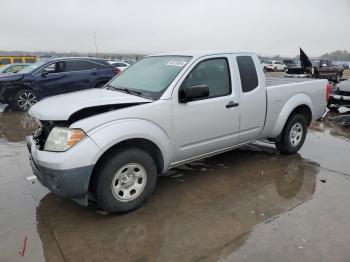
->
111, 62, 129, 72
265, 61, 287, 72
260, 60, 270, 72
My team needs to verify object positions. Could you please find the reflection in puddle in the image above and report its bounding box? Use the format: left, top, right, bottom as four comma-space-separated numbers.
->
36, 145, 319, 262
0, 112, 38, 142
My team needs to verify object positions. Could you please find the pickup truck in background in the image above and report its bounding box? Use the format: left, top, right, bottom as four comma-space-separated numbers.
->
27, 51, 329, 213
286, 48, 343, 82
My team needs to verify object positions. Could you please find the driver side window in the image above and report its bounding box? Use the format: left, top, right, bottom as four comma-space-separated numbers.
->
42, 61, 65, 73
181, 58, 231, 99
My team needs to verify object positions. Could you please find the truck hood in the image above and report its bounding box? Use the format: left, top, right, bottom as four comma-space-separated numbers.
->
299, 48, 312, 70
29, 88, 153, 121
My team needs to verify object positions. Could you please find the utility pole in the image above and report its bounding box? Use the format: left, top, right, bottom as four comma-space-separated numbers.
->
93, 32, 98, 57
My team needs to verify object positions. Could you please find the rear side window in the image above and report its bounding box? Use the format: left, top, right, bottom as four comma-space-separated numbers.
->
65, 60, 95, 71
237, 56, 258, 93
181, 58, 231, 99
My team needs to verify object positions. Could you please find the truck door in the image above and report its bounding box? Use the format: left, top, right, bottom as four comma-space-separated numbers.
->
172, 56, 240, 163
235, 55, 266, 144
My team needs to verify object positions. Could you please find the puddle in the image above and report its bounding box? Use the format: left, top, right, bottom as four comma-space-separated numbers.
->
0, 111, 349, 261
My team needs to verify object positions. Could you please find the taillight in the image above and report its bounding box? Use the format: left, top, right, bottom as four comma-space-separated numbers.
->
326, 81, 331, 101
113, 68, 121, 75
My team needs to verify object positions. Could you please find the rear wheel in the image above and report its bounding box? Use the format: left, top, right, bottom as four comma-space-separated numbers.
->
335, 73, 342, 83
93, 148, 158, 213
12, 89, 37, 111
273, 67, 277, 72
275, 114, 307, 154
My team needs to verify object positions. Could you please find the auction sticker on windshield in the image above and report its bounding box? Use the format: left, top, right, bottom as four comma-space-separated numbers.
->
166, 60, 188, 67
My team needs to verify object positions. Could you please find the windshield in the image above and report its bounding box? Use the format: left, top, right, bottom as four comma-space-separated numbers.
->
107, 56, 192, 99
0, 64, 12, 73
18, 60, 47, 74
310, 59, 320, 66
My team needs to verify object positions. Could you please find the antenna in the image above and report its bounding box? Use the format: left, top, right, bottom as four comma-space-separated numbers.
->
93, 32, 98, 57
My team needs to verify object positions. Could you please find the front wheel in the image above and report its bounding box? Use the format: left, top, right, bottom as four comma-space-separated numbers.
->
12, 89, 37, 111
275, 114, 307, 154
93, 148, 158, 213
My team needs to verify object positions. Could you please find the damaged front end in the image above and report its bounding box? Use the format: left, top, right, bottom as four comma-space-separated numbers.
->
32, 120, 68, 150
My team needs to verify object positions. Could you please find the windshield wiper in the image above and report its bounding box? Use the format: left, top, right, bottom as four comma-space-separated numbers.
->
105, 84, 154, 100
105, 84, 142, 95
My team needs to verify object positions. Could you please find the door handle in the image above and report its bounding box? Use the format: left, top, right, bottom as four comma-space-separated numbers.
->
226, 101, 239, 108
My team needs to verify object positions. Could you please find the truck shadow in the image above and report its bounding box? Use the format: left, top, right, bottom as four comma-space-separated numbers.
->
35, 144, 319, 262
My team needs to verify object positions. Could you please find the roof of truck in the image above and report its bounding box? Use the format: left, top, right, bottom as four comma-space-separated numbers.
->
149, 51, 256, 58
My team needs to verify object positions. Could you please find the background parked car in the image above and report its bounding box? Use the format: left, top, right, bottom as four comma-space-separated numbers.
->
283, 59, 301, 69
0, 57, 118, 111
0, 63, 30, 75
260, 60, 270, 72
265, 61, 287, 72
110, 61, 129, 72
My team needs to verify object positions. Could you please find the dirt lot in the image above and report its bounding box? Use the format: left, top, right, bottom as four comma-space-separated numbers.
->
0, 111, 350, 262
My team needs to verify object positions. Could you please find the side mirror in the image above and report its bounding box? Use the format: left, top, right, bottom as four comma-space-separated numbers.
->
41, 70, 49, 77
179, 84, 209, 103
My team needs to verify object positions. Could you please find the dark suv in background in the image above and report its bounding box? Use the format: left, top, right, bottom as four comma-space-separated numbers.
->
0, 57, 118, 110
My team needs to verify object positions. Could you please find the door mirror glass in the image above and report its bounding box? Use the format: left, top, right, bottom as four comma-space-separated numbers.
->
179, 84, 209, 102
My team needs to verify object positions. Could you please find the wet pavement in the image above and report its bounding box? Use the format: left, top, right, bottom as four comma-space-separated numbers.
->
0, 111, 350, 262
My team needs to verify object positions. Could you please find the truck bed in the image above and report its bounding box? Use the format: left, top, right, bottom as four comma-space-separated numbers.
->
265, 77, 318, 87
259, 77, 328, 139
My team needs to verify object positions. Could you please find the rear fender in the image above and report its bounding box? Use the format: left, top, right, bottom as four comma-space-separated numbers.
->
270, 94, 312, 138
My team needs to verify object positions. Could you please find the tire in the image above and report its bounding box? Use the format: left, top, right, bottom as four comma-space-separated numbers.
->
275, 114, 307, 154
335, 73, 341, 83
273, 67, 277, 72
12, 89, 37, 111
93, 148, 158, 213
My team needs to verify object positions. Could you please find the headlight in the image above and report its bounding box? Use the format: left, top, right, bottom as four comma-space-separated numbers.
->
44, 127, 86, 152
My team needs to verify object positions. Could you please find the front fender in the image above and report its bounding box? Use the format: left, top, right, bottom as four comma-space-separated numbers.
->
270, 94, 312, 138
88, 119, 172, 171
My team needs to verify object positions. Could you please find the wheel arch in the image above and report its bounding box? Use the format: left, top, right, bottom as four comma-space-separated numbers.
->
270, 94, 313, 138
89, 137, 165, 193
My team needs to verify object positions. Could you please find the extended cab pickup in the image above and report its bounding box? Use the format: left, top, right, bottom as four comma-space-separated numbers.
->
27, 52, 329, 213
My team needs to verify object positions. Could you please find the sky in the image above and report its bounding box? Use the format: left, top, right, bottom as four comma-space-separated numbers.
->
0, 0, 349, 57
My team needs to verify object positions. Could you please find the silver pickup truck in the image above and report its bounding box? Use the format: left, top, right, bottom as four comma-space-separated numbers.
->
27, 52, 329, 213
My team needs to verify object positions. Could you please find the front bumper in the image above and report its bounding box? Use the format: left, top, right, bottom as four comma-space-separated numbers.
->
27, 135, 97, 199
